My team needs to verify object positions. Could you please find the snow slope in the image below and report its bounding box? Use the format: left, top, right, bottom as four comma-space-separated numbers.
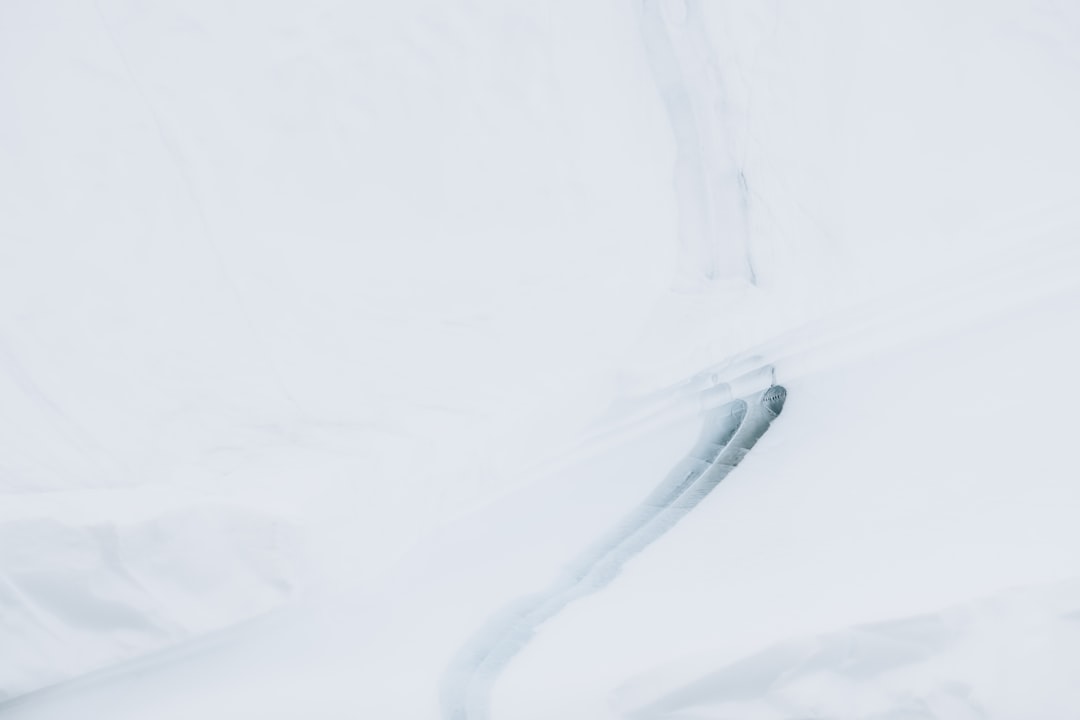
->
3, 0, 1080, 718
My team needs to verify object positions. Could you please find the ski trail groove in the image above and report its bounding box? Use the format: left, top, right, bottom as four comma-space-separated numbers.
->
640, 0, 754, 286
440, 385, 787, 720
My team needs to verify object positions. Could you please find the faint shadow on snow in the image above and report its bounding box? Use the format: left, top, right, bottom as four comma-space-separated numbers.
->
618, 578, 1080, 720
0, 506, 300, 705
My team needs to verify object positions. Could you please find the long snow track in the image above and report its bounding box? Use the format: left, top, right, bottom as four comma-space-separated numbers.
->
440, 385, 787, 720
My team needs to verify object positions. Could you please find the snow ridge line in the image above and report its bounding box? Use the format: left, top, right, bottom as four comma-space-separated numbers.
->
439, 386, 787, 720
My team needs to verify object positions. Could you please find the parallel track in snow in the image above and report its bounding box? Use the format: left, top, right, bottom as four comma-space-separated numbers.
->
440, 387, 786, 720
439, 211, 1080, 719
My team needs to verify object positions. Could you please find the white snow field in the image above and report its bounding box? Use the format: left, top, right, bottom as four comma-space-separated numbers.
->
2, 0, 1080, 718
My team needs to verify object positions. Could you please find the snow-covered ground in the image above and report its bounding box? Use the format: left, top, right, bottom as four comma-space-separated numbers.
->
2, 1, 1079, 718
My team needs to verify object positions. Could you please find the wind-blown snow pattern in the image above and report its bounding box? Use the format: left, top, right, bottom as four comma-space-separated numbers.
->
619, 578, 1080, 719
3, 0, 1080, 718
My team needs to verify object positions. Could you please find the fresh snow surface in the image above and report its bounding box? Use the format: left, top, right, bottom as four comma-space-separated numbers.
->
2, 1, 1080, 718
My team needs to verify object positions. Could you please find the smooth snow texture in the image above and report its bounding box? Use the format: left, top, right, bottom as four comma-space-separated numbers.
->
1, 0, 678, 699
2, 0, 1080, 717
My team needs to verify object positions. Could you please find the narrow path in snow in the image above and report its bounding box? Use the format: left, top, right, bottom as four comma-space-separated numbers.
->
639, 0, 753, 287
439, 386, 786, 720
